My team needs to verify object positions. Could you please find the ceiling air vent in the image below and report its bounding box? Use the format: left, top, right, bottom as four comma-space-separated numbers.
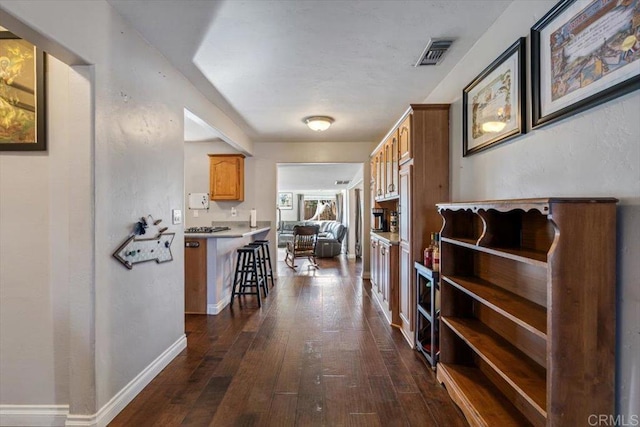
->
335, 180, 350, 185
415, 38, 454, 66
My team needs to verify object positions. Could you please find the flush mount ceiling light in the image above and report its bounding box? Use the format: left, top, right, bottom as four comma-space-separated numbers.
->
304, 116, 334, 132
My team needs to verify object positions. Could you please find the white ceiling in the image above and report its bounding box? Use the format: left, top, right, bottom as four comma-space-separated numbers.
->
109, 0, 511, 143
278, 163, 363, 192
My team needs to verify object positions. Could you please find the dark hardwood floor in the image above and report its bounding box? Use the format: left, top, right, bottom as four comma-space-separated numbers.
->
109, 251, 467, 426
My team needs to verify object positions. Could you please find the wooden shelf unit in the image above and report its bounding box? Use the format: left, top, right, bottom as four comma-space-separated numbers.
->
436, 198, 617, 427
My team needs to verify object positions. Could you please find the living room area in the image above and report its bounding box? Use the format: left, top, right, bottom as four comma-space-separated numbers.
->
276, 163, 364, 272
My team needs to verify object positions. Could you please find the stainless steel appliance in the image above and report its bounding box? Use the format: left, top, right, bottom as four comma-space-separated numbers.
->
184, 226, 230, 233
372, 208, 386, 231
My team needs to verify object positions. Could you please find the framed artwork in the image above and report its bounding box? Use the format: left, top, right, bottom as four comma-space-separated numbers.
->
463, 38, 526, 156
531, 0, 640, 128
278, 192, 293, 210
0, 31, 46, 151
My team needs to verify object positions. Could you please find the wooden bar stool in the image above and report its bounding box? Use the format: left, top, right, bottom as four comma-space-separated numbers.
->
253, 240, 275, 289
230, 245, 264, 307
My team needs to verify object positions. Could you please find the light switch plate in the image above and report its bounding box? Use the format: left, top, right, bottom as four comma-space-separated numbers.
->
172, 209, 182, 225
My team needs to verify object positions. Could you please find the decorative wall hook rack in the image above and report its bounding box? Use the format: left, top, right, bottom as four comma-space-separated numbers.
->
113, 215, 175, 270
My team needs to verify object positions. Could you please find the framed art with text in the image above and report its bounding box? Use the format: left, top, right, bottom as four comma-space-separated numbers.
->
531, 0, 640, 128
0, 31, 46, 151
463, 38, 526, 156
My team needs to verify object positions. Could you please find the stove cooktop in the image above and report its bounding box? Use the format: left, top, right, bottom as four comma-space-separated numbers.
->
184, 226, 231, 233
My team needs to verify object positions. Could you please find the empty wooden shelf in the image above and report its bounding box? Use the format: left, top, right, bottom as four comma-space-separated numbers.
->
436, 198, 617, 427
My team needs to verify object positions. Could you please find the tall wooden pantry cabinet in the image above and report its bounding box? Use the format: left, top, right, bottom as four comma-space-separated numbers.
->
397, 104, 449, 345
369, 104, 449, 345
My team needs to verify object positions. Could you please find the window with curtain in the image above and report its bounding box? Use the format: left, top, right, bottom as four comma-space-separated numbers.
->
304, 198, 337, 220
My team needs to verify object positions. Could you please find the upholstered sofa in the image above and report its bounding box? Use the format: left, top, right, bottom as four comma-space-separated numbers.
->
278, 220, 347, 257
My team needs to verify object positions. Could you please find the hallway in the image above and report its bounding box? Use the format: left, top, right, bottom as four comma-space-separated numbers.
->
109, 255, 467, 426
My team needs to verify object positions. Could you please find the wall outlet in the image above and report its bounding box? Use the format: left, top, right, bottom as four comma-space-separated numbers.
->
172, 209, 182, 225
193, 210, 199, 218
231, 207, 237, 217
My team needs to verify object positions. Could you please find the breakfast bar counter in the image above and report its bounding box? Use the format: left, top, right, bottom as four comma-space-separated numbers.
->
184, 221, 272, 315
184, 225, 271, 239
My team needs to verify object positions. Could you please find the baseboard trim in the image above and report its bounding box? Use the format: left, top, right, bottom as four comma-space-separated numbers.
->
399, 325, 415, 349
207, 296, 230, 315
66, 334, 187, 427
0, 405, 69, 426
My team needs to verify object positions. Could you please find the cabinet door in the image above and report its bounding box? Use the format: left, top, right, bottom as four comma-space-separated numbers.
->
372, 152, 380, 200
384, 139, 390, 198
377, 150, 385, 200
209, 154, 245, 201
370, 237, 378, 289
370, 157, 376, 198
399, 114, 412, 165
185, 239, 207, 314
399, 164, 411, 244
380, 242, 388, 303
384, 131, 399, 198
399, 241, 413, 345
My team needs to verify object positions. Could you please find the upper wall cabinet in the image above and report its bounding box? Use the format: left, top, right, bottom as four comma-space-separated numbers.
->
208, 154, 245, 201
398, 114, 412, 165
385, 130, 399, 199
372, 130, 399, 202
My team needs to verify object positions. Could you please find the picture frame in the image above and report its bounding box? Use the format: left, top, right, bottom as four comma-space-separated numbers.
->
531, 0, 640, 129
0, 31, 46, 151
463, 37, 526, 156
278, 192, 293, 210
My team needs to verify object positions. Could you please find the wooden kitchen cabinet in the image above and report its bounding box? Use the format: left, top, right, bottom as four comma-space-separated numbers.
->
184, 238, 207, 314
384, 130, 399, 199
398, 114, 412, 165
370, 237, 379, 291
370, 233, 399, 326
371, 131, 399, 202
398, 164, 412, 339
368, 104, 449, 346
370, 104, 449, 348
208, 154, 245, 201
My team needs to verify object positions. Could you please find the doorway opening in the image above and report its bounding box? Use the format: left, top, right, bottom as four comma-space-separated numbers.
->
276, 162, 364, 275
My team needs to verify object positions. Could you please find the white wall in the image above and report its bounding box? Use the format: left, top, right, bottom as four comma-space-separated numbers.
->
427, 0, 640, 417
0, 56, 70, 406
0, 0, 254, 423
253, 142, 375, 272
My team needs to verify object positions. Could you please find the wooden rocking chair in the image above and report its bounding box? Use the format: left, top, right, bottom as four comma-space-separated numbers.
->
285, 225, 319, 270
